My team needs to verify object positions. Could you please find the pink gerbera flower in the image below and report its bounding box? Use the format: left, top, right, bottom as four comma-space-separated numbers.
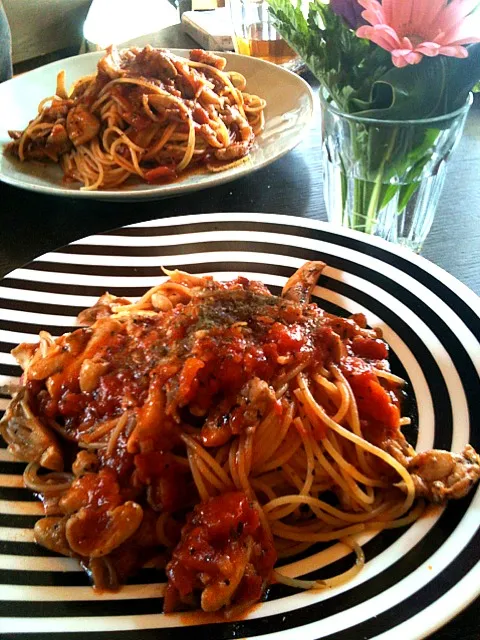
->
356, 0, 480, 68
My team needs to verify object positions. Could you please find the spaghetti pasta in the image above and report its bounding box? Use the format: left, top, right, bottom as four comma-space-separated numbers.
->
1, 262, 480, 615
6, 46, 267, 190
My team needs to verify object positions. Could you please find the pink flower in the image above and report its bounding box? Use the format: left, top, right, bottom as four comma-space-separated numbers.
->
356, 0, 480, 68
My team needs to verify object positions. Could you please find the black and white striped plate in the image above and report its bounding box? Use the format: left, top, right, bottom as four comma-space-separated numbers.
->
1, 213, 479, 640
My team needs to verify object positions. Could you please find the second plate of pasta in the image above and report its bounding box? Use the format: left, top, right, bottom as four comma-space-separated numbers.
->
0, 49, 314, 200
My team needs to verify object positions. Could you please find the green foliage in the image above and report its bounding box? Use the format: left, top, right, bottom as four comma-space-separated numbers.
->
267, 0, 392, 112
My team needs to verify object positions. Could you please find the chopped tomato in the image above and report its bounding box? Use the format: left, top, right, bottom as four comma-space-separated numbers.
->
134, 451, 182, 483
351, 335, 389, 361
144, 165, 177, 183
192, 491, 260, 541
341, 356, 400, 431
266, 322, 306, 355
134, 451, 192, 512
177, 357, 205, 404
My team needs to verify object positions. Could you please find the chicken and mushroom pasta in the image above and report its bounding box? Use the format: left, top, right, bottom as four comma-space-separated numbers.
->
6, 46, 266, 190
1, 263, 479, 615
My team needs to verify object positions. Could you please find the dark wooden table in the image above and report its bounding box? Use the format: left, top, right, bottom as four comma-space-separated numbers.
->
0, 31, 479, 640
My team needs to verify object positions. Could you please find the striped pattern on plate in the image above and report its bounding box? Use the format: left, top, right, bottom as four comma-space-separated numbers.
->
1, 212, 479, 640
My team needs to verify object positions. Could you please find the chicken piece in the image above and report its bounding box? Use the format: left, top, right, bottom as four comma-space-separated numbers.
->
7, 116, 71, 162
128, 45, 178, 79
45, 123, 72, 160
97, 45, 178, 82
282, 261, 326, 304
200, 377, 277, 447
233, 378, 277, 432
66, 104, 100, 146
214, 140, 251, 162
189, 49, 227, 70
43, 99, 74, 122
7, 130, 21, 141
5, 141, 52, 162
97, 45, 124, 79
148, 93, 190, 120
11, 342, 37, 372
382, 430, 416, 468
72, 450, 99, 476
214, 107, 254, 161
406, 445, 480, 503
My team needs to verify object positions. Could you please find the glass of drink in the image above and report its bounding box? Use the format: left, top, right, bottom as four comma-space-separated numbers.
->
228, 0, 301, 70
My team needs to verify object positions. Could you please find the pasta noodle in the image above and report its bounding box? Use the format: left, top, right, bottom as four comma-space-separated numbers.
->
6, 46, 267, 190
1, 262, 479, 615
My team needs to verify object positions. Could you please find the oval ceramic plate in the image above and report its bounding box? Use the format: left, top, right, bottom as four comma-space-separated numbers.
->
0, 50, 314, 201
0, 213, 479, 639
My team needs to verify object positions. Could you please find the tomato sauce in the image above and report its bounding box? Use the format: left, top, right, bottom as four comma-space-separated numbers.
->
23, 276, 403, 614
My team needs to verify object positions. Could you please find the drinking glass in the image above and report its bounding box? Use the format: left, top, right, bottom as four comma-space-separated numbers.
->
228, 0, 300, 70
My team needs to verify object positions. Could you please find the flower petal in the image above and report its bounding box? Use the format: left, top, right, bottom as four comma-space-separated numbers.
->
436, 0, 480, 34
416, 0, 448, 32
391, 54, 409, 67
436, 44, 470, 57
357, 26, 393, 51
447, 34, 480, 45
391, 50, 423, 67
390, 0, 415, 32
441, 13, 480, 45
357, 24, 403, 50
379, 0, 393, 24
358, 0, 385, 26
415, 42, 442, 56
355, 0, 480, 59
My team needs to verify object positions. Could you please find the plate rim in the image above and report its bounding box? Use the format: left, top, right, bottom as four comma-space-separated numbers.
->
64, 211, 480, 310
0, 51, 315, 201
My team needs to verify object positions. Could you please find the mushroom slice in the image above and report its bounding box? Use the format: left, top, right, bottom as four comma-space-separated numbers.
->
72, 451, 99, 477
66, 501, 143, 557
79, 358, 110, 393
11, 342, 37, 372
34, 517, 72, 556
0, 390, 63, 471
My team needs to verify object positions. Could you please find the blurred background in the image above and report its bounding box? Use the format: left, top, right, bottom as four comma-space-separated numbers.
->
2, 0, 233, 75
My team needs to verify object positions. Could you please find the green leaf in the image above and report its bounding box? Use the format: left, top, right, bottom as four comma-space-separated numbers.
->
357, 43, 480, 120
266, 0, 392, 113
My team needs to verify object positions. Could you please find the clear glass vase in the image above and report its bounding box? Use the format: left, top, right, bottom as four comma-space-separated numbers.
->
321, 93, 473, 252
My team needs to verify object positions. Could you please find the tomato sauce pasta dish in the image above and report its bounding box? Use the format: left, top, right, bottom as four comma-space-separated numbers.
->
6, 46, 266, 191
1, 263, 479, 615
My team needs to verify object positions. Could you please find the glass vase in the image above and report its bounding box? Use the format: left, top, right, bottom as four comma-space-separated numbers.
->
321, 93, 473, 252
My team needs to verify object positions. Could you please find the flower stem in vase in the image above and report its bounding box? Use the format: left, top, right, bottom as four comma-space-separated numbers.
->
348, 125, 399, 236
